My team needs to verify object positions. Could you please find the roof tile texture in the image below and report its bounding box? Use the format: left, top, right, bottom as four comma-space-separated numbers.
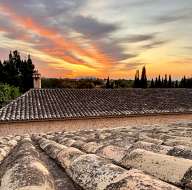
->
0, 88, 192, 122
1, 122, 192, 189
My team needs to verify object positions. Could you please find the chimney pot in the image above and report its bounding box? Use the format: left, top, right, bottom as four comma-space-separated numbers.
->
32, 70, 41, 89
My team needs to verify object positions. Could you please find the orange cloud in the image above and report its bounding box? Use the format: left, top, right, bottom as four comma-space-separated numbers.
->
41, 48, 91, 67
0, 3, 114, 73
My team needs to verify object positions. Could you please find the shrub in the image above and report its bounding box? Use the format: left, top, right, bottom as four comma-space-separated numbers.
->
0, 84, 21, 108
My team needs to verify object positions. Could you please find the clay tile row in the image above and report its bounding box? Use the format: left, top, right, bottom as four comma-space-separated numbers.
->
34, 137, 180, 190
1, 88, 192, 122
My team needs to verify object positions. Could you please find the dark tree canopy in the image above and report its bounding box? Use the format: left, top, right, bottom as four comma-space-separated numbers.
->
42, 78, 105, 89
0, 50, 35, 92
133, 66, 192, 88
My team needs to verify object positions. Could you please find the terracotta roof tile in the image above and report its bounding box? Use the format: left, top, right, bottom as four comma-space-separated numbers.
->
2, 122, 192, 189
0, 88, 192, 122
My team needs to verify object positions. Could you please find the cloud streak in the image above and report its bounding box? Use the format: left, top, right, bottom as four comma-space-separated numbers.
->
141, 40, 168, 50
0, 0, 191, 78
70, 15, 118, 39
0, 3, 116, 71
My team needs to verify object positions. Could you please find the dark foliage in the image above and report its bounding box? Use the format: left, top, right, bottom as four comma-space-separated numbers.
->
140, 66, 147, 88
106, 77, 111, 89
0, 84, 21, 108
0, 51, 35, 92
114, 79, 133, 88
134, 70, 140, 88
42, 78, 105, 89
134, 67, 192, 88
133, 67, 147, 88
150, 79, 155, 88
180, 76, 192, 88
150, 75, 192, 88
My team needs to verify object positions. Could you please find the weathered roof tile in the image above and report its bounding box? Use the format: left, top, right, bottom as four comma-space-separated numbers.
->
1, 88, 192, 122
2, 122, 192, 189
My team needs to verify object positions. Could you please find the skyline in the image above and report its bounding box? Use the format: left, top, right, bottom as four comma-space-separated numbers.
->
0, 0, 192, 79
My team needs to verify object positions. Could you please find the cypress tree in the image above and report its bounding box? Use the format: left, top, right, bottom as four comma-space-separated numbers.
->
157, 75, 161, 88
134, 70, 140, 88
161, 77, 164, 88
155, 77, 158, 88
140, 66, 147, 88
150, 79, 155, 88
164, 74, 168, 88
168, 75, 172, 88
180, 77, 183, 88
183, 76, 186, 88
106, 76, 110, 89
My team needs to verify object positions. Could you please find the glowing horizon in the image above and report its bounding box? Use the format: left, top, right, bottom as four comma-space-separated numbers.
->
0, 0, 191, 79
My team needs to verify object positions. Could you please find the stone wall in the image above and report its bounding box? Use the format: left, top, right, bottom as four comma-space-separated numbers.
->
0, 114, 192, 136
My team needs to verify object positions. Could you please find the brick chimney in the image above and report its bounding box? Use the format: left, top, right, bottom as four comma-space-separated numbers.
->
32, 70, 41, 89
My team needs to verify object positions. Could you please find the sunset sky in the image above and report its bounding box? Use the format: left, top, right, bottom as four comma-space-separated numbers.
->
0, 0, 191, 79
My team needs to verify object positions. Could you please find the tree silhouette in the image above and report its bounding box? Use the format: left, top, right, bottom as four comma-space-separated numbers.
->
163, 74, 168, 88
154, 77, 158, 88
150, 79, 155, 88
157, 75, 161, 88
180, 76, 187, 88
183, 76, 186, 88
168, 75, 172, 88
140, 66, 147, 88
0, 50, 35, 92
134, 69, 140, 88
106, 76, 110, 89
